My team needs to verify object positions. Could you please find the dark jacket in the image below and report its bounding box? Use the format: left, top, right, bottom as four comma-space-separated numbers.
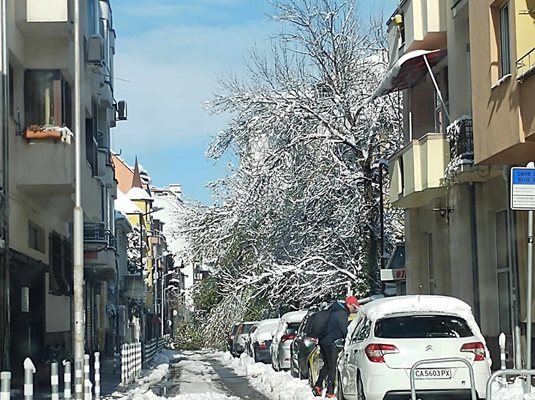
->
320, 301, 350, 345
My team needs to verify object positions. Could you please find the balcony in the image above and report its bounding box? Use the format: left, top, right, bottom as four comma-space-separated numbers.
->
388, 0, 447, 61
389, 133, 449, 208
15, 129, 75, 198
445, 117, 473, 182
517, 48, 535, 82
84, 222, 116, 280
123, 275, 146, 301
16, 0, 73, 38
97, 147, 115, 187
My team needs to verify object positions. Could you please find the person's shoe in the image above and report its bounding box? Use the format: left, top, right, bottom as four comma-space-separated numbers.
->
312, 386, 323, 396
326, 393, 337, 399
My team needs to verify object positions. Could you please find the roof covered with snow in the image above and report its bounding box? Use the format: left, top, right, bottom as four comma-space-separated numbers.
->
115, 190, 142, 214
126, 186, 153, 201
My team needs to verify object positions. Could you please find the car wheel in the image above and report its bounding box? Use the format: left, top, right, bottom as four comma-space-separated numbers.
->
357, 374, 366, 400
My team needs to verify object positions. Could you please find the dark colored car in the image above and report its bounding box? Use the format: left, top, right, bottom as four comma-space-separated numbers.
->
227, 323, 240, 353
290, 308, 321, 378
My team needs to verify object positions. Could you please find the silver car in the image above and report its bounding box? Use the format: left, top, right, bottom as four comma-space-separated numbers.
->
271, 310, 308, 370
232, 321, 258, 356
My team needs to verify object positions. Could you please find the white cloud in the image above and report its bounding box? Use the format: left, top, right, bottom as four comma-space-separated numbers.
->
112, 23, 273, 154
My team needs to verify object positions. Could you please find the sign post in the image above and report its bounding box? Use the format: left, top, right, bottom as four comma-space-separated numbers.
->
511, 162, 535, 382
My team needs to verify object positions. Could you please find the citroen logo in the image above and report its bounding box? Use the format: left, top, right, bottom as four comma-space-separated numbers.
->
425, 345, 433, 352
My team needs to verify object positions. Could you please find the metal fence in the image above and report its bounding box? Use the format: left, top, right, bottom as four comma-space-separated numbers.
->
120, 342, 141, 386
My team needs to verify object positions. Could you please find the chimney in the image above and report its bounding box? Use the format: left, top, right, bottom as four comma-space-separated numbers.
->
168, 184, 182, 199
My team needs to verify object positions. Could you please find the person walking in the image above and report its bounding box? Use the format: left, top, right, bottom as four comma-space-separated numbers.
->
313, 296, 359, 398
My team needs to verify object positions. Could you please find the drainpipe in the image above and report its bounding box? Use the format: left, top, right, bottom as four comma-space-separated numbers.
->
469, 182, 481, 324
0, 0, 10, 371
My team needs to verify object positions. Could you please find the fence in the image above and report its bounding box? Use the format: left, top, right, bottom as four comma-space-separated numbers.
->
142, 336, 166, 365
0, 353, 101, 400
120, 342, 141, 386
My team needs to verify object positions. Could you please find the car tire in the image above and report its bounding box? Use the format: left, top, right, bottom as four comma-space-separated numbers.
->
356, 373, 366, 400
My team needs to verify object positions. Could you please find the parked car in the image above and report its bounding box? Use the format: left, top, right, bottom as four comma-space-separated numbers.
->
227, 323, 240, 353
335, 295, 491, 400
271, 310, 308, 371
290, 307, 322, 379
232, 321, 258, 357
246, 318, 280, 363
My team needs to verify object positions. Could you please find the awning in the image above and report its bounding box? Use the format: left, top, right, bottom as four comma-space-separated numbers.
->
371, 49, 447, 100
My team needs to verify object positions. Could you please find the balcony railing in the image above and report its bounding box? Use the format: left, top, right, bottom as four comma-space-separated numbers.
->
83, 222, 116, 250
445, 116, 473, 181
517, 47, 535, 82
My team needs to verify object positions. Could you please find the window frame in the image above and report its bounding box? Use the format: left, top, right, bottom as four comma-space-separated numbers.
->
499, 2, 511, 77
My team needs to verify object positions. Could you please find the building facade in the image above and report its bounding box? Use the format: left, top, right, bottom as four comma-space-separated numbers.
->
0, 0, 122, 372
376, 0, 535, 368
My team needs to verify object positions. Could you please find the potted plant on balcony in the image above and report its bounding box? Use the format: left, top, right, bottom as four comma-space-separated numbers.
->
24, 125, 74, 143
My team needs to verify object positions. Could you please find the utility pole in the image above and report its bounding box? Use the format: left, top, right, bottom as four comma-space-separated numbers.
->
0, 0, 10, 371
72, 0, 85, 397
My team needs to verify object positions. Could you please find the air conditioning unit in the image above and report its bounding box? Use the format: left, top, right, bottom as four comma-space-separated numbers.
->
86, 35, 105, 66
116, 100, 128, 121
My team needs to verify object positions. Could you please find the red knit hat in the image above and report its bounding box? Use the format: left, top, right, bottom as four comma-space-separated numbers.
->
345, 296, 359, 307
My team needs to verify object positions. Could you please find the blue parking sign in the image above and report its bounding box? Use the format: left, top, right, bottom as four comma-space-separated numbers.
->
511, 167, 535, 210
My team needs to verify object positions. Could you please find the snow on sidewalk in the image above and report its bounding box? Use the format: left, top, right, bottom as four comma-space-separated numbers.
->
104, 349, 239, 400
216, 352, 315, 400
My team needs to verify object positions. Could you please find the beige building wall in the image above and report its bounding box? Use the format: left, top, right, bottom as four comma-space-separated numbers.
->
469, 0, 535, 165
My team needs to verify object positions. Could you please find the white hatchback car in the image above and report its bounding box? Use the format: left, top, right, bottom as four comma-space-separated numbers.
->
271, 310, 308, 371
336, 295, 491, 400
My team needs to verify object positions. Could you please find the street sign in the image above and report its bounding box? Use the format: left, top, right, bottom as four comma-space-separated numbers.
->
511, 167, 535, 210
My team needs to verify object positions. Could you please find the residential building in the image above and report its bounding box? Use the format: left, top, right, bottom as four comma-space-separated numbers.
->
374, 0, 534, 368
0, 0, 122, 372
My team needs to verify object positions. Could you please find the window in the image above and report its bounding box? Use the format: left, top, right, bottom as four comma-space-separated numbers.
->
356, 319, 371, 341
28, 222, 45, 252
374, 315, 473, 338
85, 118, 98, 176
49, 232, 73, 296
499, 3, 511, 76
87, 0, 99, 35
24, 70, 72, 128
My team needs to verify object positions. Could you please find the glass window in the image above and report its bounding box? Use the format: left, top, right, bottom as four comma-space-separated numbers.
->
356, 319, 371, 341
499, 3, 511, 76
24, 70, 71, 128
286, 322, 300, 335
374, 315, 473, 338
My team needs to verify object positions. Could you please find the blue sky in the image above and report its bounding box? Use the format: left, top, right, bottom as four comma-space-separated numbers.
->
111, 0, 399, 205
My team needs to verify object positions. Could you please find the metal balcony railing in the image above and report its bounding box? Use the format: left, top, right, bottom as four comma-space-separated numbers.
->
447, 117, 473, 164
517, 47, 535, 82
83, 222, 116, 250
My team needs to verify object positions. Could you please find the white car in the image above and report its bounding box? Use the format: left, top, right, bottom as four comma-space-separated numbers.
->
336, 295, 491, 400
271, 310, 308, 371
247, 318, 280, 363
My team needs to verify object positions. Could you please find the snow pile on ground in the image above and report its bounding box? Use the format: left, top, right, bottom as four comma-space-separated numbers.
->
491, 378, 535, 400
217, 352, 315, 400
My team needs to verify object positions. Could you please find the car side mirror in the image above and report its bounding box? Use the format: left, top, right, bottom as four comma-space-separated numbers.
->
334, 338, 345, 349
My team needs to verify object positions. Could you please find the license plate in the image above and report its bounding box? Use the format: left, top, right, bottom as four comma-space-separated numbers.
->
414, 368, 452, 380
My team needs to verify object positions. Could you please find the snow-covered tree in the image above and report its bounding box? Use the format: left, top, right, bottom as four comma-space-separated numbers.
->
185, 0, 403, 340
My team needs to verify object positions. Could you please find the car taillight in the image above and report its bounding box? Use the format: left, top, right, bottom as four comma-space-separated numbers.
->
281, 334, 296, 342
365, 344, 399, 363
258, 341, 268, 350
461, 342, 486, 361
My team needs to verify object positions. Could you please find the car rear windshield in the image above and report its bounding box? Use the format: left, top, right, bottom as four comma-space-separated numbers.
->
375, 315, 474, 338
242, 324, 256, 334
286, 323, 300, 335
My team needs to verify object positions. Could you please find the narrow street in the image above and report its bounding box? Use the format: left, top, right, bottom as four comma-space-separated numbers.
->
104, 350, 314, 400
